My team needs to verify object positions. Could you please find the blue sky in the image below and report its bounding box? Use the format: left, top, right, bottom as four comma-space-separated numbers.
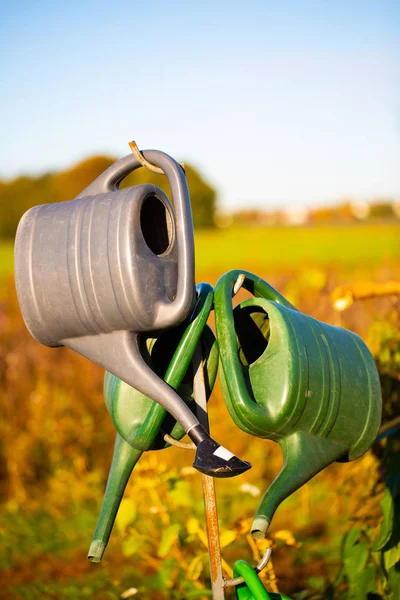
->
1, 0, 399, 209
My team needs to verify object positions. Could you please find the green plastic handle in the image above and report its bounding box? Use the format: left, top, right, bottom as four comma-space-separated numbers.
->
234, 560, 292, 600
214, 270, 296, 438
216, 270, 297, 310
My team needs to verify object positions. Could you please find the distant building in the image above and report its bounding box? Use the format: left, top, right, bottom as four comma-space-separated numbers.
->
280, 204, 310, 226
392, 202, 400, 219
214, 210, 234, 228
351, 201, 370, 220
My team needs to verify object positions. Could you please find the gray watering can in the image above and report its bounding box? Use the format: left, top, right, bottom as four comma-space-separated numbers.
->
14, 151, 250, 478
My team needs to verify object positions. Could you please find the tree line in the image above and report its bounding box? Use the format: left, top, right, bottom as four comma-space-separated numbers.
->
0, 155, 217, 239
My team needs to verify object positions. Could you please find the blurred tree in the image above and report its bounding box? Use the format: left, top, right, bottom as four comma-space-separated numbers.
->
369, 200, 394, 220
0, 155, 216, 239
232, 209, 264, 225
336, 201, 354, 222
53, 155, 116, 203
309, 205, 338, 224
0, 174, 54, 239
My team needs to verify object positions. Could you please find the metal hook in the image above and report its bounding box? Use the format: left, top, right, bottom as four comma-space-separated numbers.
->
223, 546, 273, 588
163, 432, 195, 450
129, 140, 185, 174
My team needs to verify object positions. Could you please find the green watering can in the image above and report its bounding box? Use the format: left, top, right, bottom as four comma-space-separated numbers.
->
89, 283, 219, 562
234, 560, 291, 600
214, 270, 382, 539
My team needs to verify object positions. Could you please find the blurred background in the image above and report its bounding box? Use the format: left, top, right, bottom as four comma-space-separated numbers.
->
1, 1, 399, 598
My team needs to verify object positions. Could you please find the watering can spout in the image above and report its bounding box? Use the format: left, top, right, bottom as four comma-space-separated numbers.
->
251, 432, 346, 539
88, 433, 143, 562
66, 331, 250, 478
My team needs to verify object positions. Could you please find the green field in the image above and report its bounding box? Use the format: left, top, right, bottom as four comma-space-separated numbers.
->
0, 241, 14, 281
195, 222, 400, 274
1, 223, 400, 284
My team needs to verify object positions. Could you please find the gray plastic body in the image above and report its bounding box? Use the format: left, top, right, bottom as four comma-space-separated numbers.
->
15, 151, 194, 341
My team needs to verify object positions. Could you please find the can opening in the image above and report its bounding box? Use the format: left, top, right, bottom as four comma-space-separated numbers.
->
140, 195, 173, 256
234, 305, 270, 367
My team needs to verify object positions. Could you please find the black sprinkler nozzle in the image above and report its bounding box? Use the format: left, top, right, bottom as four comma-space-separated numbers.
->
189, 427, 251, 478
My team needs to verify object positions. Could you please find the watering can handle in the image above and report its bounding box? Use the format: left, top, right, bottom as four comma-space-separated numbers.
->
76, 153, 143, 195
213, 270, 298, 439
216, 270, 297, 310
77, 150, 195, 331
